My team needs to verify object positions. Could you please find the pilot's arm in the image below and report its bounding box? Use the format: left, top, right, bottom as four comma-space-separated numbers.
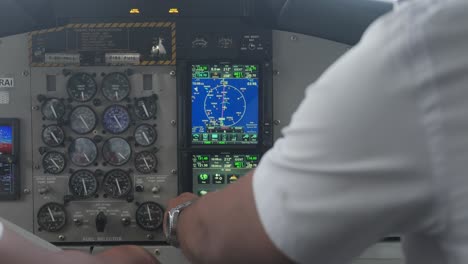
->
166, 8, 436, 264
0, 221, 159, 264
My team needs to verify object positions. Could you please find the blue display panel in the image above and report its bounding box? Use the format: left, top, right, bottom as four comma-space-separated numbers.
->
191, 64, 259, 145
0, 125, 15, 196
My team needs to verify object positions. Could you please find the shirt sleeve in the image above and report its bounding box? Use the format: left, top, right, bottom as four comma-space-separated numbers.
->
253, 11, 436, 264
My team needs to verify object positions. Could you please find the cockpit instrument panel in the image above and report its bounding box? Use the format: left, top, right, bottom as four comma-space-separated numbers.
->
191, 63, 259, 145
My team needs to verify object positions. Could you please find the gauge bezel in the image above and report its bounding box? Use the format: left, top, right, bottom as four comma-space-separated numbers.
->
68, 169, 99, 199
37, 202, 67, 232
41, 125, 65, 147
41, 98, 66, 121
101, 72, 131, 102
134, 124, 158, 146
66, 72, 98, 103
102, 137, 132, 166
135, 202, 164, 231
102, 169, 133, 198
69, 105, 98, 135
134, 151, 158, 174
68, 137, 98, 167
42, 151, 67, 174
102, 104, 131, 134
134, 96, 158, 120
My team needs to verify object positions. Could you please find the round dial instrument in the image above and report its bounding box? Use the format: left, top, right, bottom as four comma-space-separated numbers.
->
136, 202, 164, 231
102, 137, 131, 166
134, 96, 157, 120
37, 203, 67, 232
102, 72, 131, 102
67, 72, 97, 102
103, 105, 131, 134
68, 137, 98, 167
68, 170, 98, 199
134, 124, 157, 146
69, 105, 97, 134
204, 85, 247, 127
135, 151, 158, 174
42, 151, 66, 174
42, 125, 65, 147
103, 169, 132, 198
41, 98, 66, 121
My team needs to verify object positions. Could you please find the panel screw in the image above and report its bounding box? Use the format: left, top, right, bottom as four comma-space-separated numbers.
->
23, 188, 31, 194
171, 169, 177, 175
34, 165, 41, 170
58, 235, 65, 241
169, 70, 176, 76
274, 120, 281, 125
154, 249, 161, 256
146, 234, 154, 240
290, 35, 298, 41
273, 70, 280, 76
170, 120, 176, 126
32, 106, 39, 111
23, 70, 30, 76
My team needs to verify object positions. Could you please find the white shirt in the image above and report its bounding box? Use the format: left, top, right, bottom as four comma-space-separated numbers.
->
253, 0, 468, 263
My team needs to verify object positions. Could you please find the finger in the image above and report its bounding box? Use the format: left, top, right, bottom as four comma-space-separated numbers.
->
96, 245, 160, 264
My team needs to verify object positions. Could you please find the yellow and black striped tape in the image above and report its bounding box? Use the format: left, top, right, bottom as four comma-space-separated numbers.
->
30, 22, 176, 66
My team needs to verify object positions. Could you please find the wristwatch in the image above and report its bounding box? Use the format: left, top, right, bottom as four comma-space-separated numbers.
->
165, 200, 196, 247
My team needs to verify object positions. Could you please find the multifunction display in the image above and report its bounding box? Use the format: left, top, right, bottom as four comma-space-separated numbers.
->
191, 64, 259, 145
0, 122, 18, 199
192, 153, 259, 196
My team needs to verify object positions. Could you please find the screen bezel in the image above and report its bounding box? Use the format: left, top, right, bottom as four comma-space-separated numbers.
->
0, 118, 20, 200
188, 61, 263, 148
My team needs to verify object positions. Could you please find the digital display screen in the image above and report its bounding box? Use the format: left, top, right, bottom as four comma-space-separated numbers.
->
0, 125, 14, 195
192, 153, 259, 196
0, 126, 13, 155
191, 64, 259, 145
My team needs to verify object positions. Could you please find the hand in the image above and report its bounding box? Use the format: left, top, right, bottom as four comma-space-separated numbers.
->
164, 192, 198, 236
95, 245, 160, 264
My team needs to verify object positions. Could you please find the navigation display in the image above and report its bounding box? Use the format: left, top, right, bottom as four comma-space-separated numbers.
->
0, 126, 12, 155
192, 153, 259, 196
191, 64, 259, 145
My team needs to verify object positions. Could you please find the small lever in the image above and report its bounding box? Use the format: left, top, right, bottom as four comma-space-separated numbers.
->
95, 211, 107, 233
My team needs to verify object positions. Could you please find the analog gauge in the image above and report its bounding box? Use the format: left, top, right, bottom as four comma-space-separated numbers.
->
68, 170, 98, 199
135, 202, 164, 231
69, 105, 97, 134
42, 125, 65, 147
67, 72, 97, 102
68, 137, 98, 167
134, 96, 157, 120
41, 98, 66, 121
42, 151, 66, 174
102, 72, 131, 102
135, 151, 158, 174
134, 124, 157, 147
103, 169, 132, 198
37, 203, 67, 232
103, 105, 131, 134
102, 137, 131, 166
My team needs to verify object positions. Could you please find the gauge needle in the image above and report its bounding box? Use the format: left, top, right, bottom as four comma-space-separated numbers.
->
81, 91, 85, 101
117, 152, 126, 160
143, 157, 150, 170
115, 179, 122, 195
142, 103, 150, 118
50, 132, 60, 144
50, 105, 58, 119
142, 132, 150, 144
79, 115, 90, 129
47, 206, 56, 222
83, 153, 91, 162
115, 91, 119, 100
82, 178, 88, 195
113, 115, 123, 129
147, 205, 153, 221
50, 159, 60, 169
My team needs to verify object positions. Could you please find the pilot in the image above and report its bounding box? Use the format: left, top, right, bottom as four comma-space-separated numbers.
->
165, 0, 468, 263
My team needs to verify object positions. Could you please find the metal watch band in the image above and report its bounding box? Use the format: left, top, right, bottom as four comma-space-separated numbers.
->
165, 199, 196, 247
